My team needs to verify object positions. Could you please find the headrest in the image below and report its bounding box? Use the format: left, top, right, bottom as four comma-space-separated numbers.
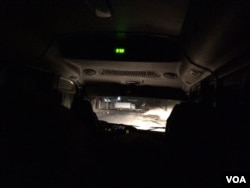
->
71, 97, 94, 116
167, 103, 214, 137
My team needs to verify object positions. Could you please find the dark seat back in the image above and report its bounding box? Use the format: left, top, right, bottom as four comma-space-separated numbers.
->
217, 103, 250, 172
70, 97, 98, 138
1, 93, 99, 187
166, 103, 220, 188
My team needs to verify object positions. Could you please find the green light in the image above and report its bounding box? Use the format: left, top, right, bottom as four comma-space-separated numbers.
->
115, 48, 125, 54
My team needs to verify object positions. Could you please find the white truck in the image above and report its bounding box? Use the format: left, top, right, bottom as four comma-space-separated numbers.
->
114, 102, 136, 110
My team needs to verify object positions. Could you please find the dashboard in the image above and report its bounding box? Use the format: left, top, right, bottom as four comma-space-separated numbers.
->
98, 120, 137, 138
97, 120, 166, 144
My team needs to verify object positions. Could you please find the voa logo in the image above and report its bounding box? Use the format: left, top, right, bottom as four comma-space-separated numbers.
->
226, 176, 246, 184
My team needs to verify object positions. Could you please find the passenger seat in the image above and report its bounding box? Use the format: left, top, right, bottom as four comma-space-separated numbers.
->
70, 96, 99, 139
1, 83, 101, 188
165, 103, 220, 188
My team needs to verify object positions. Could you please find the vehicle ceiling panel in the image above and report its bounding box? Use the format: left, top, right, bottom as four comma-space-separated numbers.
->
3, 0, 189, 36
67, 59, 182, 88
2, 0, 250, 92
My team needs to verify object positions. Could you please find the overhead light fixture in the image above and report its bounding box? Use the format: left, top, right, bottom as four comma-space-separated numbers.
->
86, 0, 112, 18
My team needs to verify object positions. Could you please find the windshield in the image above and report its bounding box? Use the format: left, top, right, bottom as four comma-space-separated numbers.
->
88, 96, 180, 132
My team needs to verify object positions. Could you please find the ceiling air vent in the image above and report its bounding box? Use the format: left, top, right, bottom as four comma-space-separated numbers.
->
83, 69, 96, 76
163, 72, 177, 79
189, 69, 202, 77
100, 69, 160, 78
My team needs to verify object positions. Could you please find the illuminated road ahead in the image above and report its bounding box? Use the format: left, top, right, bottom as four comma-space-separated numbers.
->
95, 107, 174, 132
